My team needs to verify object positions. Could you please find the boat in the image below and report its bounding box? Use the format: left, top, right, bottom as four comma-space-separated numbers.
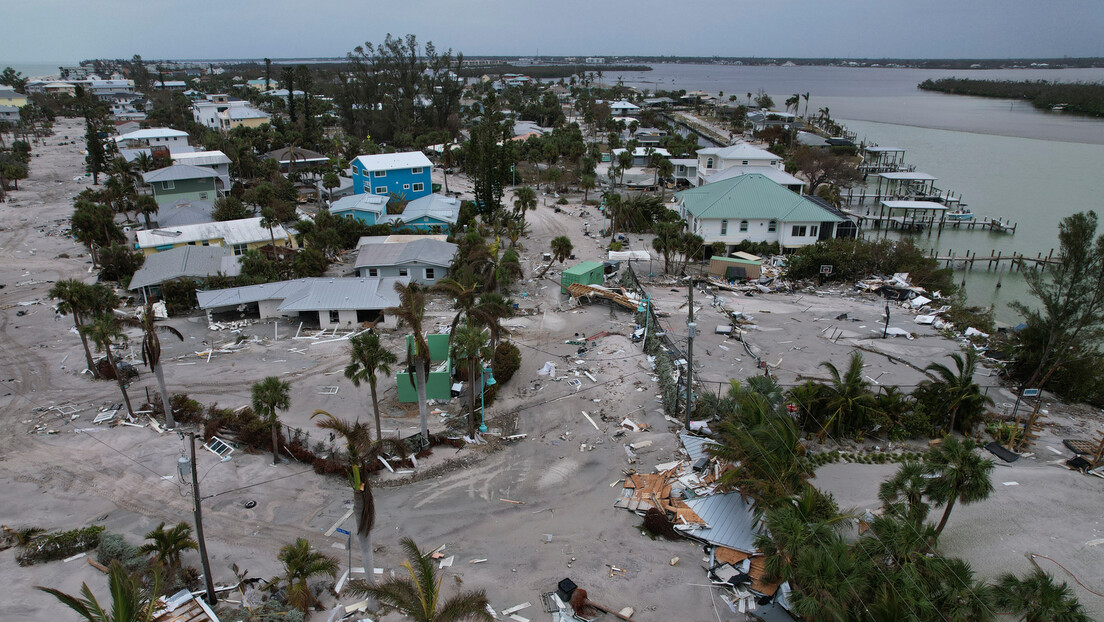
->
946, 208, 974, 221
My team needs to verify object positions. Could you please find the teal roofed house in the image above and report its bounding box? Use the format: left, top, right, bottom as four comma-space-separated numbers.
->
560, 261, 606, 293
396, 333, 453, 402
674, 173, 852, 252
142, 164, 219, 207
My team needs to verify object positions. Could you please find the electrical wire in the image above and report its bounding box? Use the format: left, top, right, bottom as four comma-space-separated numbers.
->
1029, 553, 1104, 599
202, 469, 316, 500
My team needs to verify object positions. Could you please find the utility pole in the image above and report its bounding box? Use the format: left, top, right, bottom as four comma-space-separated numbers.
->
187, 432, 218, 605
685, 279, 696, 430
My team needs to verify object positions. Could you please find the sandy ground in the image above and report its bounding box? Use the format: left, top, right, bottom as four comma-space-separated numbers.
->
2, 120, 1103, 621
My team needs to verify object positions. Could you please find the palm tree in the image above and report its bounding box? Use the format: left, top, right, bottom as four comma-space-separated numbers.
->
433, 275, 480, 335
36, 560, 162, 622
344, 332, 397, 441
347, 537, 493, 622
469, 293, 513, 354
50, 280, 118, 379
580, 174, 596, 202
138, 521, 197, 571
817, 351, 877, 439
119, 302, 183, 426
802, 92, 811, 118
134, 195, 158, 230
787, 537, 868, 622
656, 159, 674, 199
920, 557, 996, 622
709, 399, 809, 508
925, 350, 993, 434
132, 151, 154, 173
252, 376, 292, 465
878, 461, 931, 526
756, 487, 851, 583
259, 206, 279, 257
311, 411, 405, 606
275, 538, 339, 613
924, 435, 994, 535
388, 282, 431, 442
538, 235, 573, 278
451, 325, 489, 438
512, 186, 537, 226
994, 568, 1091, 622
81, 313, 136, 418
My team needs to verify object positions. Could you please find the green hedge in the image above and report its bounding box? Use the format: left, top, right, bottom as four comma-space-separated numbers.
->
17, 525, 105, 566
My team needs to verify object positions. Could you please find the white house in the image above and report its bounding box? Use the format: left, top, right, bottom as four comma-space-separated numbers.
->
695, 142, 784, 186
114, 128, 191, 154
196, 277, 407, 329
608, 100, 640, 116
674, 173, 847, 252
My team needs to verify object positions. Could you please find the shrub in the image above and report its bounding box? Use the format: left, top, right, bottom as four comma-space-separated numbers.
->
17, 525, 105, 566
162, 278, 199, 316
98, 244, 145, 284
786, 237, 956, 294
96, 532, 146, 573
492, 341, 521, 384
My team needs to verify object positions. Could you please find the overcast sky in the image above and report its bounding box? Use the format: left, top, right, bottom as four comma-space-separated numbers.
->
2, 0, 1102, 64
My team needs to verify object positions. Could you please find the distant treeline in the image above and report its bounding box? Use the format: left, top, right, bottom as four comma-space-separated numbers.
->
918, 78, 1104, 117
454, 64, 651, 79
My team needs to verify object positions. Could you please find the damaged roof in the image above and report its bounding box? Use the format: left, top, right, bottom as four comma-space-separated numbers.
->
681, 491, 760, 553
680, 433, 719, 464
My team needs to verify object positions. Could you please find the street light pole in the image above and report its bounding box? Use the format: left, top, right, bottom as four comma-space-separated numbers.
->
187, 432, 218, 605
685, 280, 696, 430
479, 365, 495, 434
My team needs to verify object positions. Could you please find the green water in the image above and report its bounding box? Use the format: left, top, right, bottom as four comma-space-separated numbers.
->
842, 119, 1104, 324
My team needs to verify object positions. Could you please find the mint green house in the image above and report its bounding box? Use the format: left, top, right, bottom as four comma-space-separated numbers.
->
396, 333, 453, 402
142, 164, 219, 207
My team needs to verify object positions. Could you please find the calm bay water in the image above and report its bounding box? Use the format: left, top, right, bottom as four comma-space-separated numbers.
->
620, 64, 1104, 323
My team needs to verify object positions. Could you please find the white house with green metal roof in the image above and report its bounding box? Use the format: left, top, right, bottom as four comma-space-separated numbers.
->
675, 173, 848, 251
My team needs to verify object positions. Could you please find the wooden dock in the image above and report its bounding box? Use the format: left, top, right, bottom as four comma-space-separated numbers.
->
847, 210, 1018, 236
930, 247, 1059, 271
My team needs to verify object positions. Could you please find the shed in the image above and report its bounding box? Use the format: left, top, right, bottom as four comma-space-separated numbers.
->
560, 261, 606, 293
709, 256, 762, 280
396, 333, 453, 402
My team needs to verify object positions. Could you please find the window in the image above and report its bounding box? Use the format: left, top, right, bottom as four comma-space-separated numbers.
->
232, 243, 247, 256
771, 161, 778, 166
373, 170, 386, 178
768, 220, 777, 232
411, 167, 423, 175
424, 268, 436, 280
363, 182, 371, 192
810, 225, 819, 237
741, 160, 748, 165
398, 268, 409, 277
199, 192, 208, 200
329, 310, 340, 323
375, 186, 387, 194
403, 184, 410, 190
706, 157, 714, 169
163, 180, 175, 190
791, 225, 807, 237
187, 241, 196, 246
202, 240, 210, 246
720, 220, 728, 235
739, 220, 749, 232
368, 268, 378, 277
412, 182, 424, 192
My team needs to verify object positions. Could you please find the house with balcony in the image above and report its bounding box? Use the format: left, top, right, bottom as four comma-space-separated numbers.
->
674, 173, 847, 252
192, 94, 269, 130
142, 164, 219, 206
695, 142, 784, 186
351, 151, 433, 201
135, 216, 293, 256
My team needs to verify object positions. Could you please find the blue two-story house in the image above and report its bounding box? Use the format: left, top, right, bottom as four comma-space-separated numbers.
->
351, 151, 433, 202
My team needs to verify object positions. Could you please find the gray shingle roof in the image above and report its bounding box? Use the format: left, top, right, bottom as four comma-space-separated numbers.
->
353, 239, 457, 270
129, 245, 241, 290
155, 199, 214, 228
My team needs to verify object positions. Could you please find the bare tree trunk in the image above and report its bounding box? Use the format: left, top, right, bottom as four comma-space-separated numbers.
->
73, 316, 101, 378
271, 421, 280, 465
415, 357, 428, 442
935, 495, 957, 535
104, 348, 135, 417
154, 361, 174, 427
369, 381, 382, 442
468, 359, 478, 438
353, 489, 378, 612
